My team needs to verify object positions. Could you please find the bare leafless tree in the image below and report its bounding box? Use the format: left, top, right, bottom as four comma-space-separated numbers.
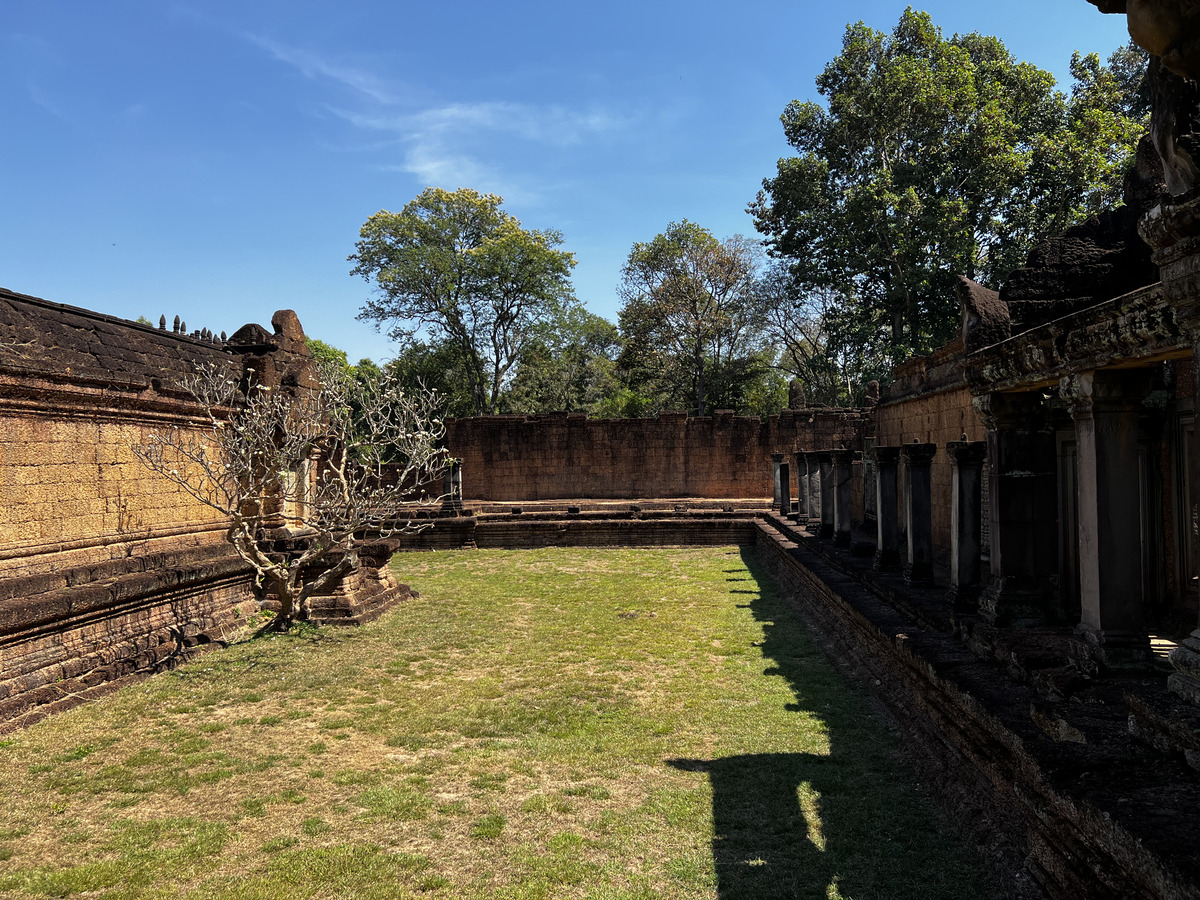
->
134, 360, 448, 629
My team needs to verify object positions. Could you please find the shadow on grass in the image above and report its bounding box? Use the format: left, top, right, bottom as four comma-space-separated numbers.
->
670, 547, 977, 900
668, 753, 841, 900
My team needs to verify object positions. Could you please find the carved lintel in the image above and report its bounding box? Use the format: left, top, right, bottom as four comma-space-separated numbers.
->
974, 391, 1052, 432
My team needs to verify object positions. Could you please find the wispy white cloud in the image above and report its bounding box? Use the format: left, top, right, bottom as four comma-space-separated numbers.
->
240, 31, 396, 104
26, 82, 68, 121
326, 100, 632, 202
236, 26, 633, 204
327, 100, 630, 147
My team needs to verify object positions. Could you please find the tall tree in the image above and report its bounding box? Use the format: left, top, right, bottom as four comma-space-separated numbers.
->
617, 221, 766, 416
750, 10, 1147, 360
757, 263, 892, 406
351, 187, 578, 416
502, 307, 622, 414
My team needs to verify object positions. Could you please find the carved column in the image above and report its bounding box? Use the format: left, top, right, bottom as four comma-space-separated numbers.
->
1061, 371, 1152, 668
832, 450, 855, 547
805, 451, 823, 535
976, 391, 1058, 625
793, 451, 809, 524
442, 459, 463, 511
873, 446, 901, 570
817, 451, 835, 539
770, 453, 784, 509
778, 459, 792, 516
1140, 184, 1200, 696
901, 444, 936, 585
947, 441, 987, 604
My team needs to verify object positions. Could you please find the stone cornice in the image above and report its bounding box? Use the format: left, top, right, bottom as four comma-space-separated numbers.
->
964, 283, 1189, 395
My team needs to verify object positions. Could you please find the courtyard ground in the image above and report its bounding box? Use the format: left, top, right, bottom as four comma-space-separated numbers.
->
0, 547, 991, 899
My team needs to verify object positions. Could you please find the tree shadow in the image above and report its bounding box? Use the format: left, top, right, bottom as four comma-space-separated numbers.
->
666, 546, 978, 900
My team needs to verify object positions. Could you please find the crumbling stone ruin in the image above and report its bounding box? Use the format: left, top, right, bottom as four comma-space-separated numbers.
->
1, 1, 1199, 896
0, 290, 406, 730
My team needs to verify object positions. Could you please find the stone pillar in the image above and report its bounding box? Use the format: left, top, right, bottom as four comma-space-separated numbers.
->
1141, 194, 1200, 698
947, 441, 987, 604
793, 452, 808, 523
804, 452, 823, 535
832, 450, 854, 547
778, 460, 792, 516
1061, 371, 1151, 669
975, 391, 1057, 625
873, 446, 901, 570
442, 459, 463, 511
817, 451, 835, 539
901, 443, 936, 585
770, 453, 784, 509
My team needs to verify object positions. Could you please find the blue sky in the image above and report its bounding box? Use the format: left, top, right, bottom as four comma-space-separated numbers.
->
1, 1, 1132, 364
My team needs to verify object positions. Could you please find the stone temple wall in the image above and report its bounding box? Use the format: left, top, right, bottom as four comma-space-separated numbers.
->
444, 408, 869, 501
0, 287, 259, 728
874, 340, 986, 559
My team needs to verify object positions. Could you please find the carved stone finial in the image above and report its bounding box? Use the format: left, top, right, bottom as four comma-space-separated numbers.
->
220, 331, 227, 342
1148, 56, 1200, 197
158, 314, 166, 330
957, 277, 1011, 351
788, 378, 807, 410
173, 315, 180, 333
864, 380, 881, 407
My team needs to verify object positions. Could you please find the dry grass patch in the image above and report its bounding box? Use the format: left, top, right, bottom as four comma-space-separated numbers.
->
0, 547, 992, 899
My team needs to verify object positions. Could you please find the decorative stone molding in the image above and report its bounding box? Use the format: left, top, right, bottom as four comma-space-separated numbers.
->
965, 285, 1186, 395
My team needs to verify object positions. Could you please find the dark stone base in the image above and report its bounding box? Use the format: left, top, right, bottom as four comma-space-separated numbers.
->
979, 582, 1048, 627
1169, 632, 1200, 704
873, 548, 901, 571
903, 562, 933, 587
948, 584, 981, 613
1074, 624, 1152, 672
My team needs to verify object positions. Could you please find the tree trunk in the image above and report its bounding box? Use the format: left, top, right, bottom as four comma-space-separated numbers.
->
266, 573, 298, 631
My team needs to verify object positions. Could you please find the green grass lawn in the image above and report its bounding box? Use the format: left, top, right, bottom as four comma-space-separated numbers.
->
0, 547, 991, 899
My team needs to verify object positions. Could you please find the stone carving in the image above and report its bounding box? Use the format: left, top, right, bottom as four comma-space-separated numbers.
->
1000, 137, 1164, 329
1085, 0, 1200, 80
956, 276, 1011, 351
1087, 0, 1200, 194
1148, 56, 1200, 196
965, 284, 1184, 393
787, 378, 807, 410
863, 380, 880, 406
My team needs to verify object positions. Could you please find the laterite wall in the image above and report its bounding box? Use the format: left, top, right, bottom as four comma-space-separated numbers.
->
0, 288, 317, 728
445, 409, 868, 501
873, 341, 984, 557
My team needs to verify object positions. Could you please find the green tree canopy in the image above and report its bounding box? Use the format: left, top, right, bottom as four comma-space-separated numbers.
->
617, 221, 767, 416
750, 10, 1147, 361
502, 306, 622, 415
351, 187, 578, 416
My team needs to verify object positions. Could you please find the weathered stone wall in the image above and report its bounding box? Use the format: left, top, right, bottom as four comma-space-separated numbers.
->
0, 397, 232, 579
0, 288, 258, 726
445, 409, 868, 501
874, 339, 985, 558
